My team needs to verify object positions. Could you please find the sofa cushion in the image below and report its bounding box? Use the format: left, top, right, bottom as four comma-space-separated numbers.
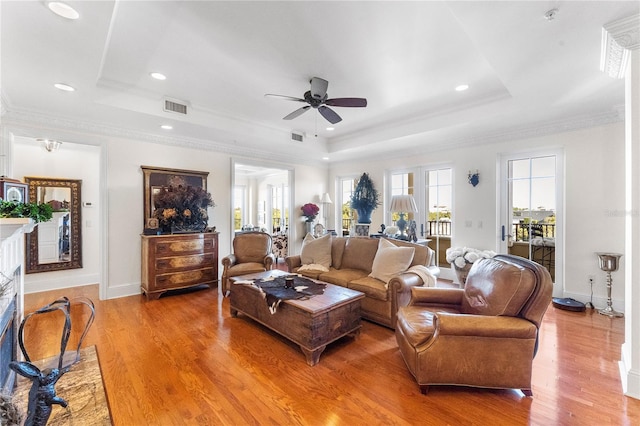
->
331, 238, 347, 270
340, 237, 379, 273
389, 238, 431, 267
461, 257, 536, 316
318, 268, 369, 287
348, 276, 388, 301
369, 238, 415, 284
300, 233, 332, 269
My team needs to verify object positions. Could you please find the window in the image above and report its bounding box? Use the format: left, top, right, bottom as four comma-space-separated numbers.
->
233, 186, 246, 231
270, 184, 289, 233
426, 168, 452, 237
338, 177, 356, 236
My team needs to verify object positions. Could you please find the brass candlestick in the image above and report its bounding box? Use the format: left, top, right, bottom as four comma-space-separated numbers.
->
596, 252, 623, 318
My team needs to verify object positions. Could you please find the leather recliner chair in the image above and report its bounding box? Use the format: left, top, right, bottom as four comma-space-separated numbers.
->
395, 254, 552, 396
221, 232, 275, 296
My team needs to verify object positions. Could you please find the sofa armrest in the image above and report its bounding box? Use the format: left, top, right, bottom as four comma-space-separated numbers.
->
389, 273, 425, 292
285, 255, 302, 272
409, 287, 464, 306
221, 254, 237, 268
435, 313, 538, 339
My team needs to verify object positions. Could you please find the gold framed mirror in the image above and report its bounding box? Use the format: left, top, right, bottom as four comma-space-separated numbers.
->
25, 177, 82, 274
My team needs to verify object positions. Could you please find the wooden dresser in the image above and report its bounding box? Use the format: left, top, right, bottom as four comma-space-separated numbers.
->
141, 232, 218, 300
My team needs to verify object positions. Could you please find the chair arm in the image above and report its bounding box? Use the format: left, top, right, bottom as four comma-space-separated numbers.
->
264, 253, 276, 269
436, 313, 538, 339
221, 254, 237, 268
409, 287, 464, 306
285, 255, 302, 272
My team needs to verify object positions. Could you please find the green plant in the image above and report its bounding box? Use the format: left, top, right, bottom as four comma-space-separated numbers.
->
0, 201, 53, 223
350, 173, 380, 223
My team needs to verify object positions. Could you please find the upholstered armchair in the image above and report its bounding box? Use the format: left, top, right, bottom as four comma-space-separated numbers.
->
395, 254, 552, 396
221, 232, 275, 296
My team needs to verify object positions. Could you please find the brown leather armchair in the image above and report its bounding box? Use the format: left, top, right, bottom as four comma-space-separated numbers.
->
221, 232, 275, 296
395, 254, 552, 396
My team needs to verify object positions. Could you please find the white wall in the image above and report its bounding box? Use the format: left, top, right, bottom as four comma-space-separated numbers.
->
13, 137, 101, 293
329, 122, 626, 310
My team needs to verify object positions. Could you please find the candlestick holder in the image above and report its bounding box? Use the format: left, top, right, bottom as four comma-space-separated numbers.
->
596, 252, 623, 318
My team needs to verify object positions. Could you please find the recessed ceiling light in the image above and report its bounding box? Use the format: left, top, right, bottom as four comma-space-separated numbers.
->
47, 2, 79, 20
326, 127, 335, 131
54, 83, 75, 92
455, 84, 469, 92
160, 124, 173, 130
150, 72, 167, 81
322, 156, 330, 161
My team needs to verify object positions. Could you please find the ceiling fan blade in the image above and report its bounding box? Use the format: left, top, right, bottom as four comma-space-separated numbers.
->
310, 77, 329, 100
283, 106, 311, 120
325, 97, 368, 107
318, 106, 342, 124
265, 94, 306, 102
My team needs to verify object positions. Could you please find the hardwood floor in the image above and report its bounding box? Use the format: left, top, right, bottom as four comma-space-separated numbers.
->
21, 282, 639, 426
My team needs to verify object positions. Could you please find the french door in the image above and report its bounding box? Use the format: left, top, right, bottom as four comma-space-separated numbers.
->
499, 150, 563, 296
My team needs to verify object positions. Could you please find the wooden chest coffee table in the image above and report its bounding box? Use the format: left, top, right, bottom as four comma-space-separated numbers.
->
229, 270, 364, 366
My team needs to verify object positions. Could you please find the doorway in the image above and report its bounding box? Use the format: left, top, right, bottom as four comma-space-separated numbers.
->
231, 159, 294, 260
499, 151, 563, 296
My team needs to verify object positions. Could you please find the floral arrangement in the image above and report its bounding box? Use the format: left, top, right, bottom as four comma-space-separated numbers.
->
301, 203, 319, 222
446, 247, 496, 269
153, 185, 214, 232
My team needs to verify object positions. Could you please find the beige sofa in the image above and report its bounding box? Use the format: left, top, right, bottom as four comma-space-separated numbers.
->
285, 236, 439, 329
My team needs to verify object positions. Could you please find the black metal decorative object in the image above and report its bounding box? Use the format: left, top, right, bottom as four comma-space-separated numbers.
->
9, 297, 95, 426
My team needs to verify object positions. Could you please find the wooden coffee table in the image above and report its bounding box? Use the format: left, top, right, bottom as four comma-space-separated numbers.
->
229, 270, 364, 366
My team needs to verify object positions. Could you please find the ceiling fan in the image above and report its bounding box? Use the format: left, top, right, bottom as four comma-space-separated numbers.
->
265, 77, 367, 124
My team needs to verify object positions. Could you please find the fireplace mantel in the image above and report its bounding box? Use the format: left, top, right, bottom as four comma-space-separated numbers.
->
0, 218, 35, 392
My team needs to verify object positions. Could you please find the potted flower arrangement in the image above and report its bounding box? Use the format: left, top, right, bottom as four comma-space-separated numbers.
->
301, 203, 319, 222
153, 185, 214, 233
445, 247, 496, 285
350, 172, 380, 224
301, 203, 320, 235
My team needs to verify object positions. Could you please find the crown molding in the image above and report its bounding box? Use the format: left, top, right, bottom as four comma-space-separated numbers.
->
329, 108, 625, 165
601, 14, 640, 79
1, 107, 326, 167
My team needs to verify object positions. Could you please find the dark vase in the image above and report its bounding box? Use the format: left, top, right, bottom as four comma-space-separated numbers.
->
356, 208, 372, 224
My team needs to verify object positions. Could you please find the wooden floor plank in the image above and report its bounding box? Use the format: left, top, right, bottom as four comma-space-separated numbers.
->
18, 283, 640, 425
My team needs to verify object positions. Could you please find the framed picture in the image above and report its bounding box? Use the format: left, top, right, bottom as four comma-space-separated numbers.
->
0, 178, 29, 203
141, 166, 209, 227
355, 224, 370, 237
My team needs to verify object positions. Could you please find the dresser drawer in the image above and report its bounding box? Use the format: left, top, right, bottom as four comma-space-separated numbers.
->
155, 253, 215, 271
154, 237, 214, 255
153, 268, 216, 290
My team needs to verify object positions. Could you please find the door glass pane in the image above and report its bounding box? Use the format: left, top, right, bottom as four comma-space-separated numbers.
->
508, 156, 556, 281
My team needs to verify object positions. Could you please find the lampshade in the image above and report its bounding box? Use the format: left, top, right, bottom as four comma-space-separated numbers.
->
389, 195, 418, 213
321, 193, 332, 204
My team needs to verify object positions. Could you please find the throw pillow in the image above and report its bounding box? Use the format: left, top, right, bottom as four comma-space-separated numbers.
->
300, 233, 332, 269
369, 238, 415, 284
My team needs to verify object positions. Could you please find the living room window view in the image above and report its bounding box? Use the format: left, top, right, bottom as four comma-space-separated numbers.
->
2, 1, 639, 424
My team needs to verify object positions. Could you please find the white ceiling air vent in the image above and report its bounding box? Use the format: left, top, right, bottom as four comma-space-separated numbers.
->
163, 98, 188, 115
291, 131, 304, 142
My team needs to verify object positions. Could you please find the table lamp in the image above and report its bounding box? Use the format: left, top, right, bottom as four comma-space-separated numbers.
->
389, 195, 418, 240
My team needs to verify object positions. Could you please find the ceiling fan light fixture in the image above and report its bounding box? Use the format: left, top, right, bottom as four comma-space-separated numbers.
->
47, 2, 79, 20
